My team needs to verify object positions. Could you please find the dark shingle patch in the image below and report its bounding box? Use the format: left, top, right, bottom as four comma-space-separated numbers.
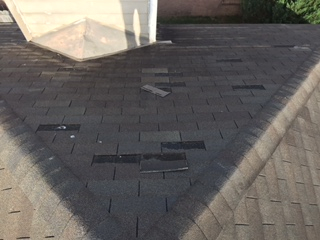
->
93, 153, 188, 173
161, 141, 206, 150
155, 72, 183, 77
155, 82, 186, 88
143, 153, 186, 161
158, 87, 172, 92
92, 154, 141, 164
216, 58, 242, 63
232, 85, 266, 90
273, 45, 295, 48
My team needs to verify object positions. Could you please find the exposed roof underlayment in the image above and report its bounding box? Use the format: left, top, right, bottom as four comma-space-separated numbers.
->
4, 0, 158, 61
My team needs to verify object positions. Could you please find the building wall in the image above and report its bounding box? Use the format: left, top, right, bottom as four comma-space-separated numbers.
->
4, 0, 152, 39
157, 0, 241, 17
4, 0, 158, 60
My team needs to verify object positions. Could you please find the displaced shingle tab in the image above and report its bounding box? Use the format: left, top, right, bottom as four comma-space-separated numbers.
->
37, 124, 81, 131
140, 153, 188, 173
161, 141, 206, 150
141, 85, 171, 97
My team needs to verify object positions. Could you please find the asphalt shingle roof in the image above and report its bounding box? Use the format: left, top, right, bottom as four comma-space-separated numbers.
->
1, 23, 320, 239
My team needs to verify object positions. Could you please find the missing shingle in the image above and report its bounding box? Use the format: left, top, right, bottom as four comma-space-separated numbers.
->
92, 154, 141, 165
93, 153, 188, 173
155, 72, 183, 77
92, 155, 115, 164
143, 153, 186, 161
232, 85, 265, 90
59, 66, 88, 72
37, 124, 81, 132
140, 152, 188, 173
161, 141, 206, 150
273, 45, 295, 48
155, 82, 186, 88
216, 58, 242, 63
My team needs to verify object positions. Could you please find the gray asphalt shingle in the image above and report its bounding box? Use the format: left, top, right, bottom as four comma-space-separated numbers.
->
1, 23, 320, 239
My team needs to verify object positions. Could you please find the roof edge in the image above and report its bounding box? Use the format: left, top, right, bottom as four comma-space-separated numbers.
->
0, 101, 133, 239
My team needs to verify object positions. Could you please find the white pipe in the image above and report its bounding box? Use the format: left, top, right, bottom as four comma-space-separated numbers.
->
148, 0, 158, 43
